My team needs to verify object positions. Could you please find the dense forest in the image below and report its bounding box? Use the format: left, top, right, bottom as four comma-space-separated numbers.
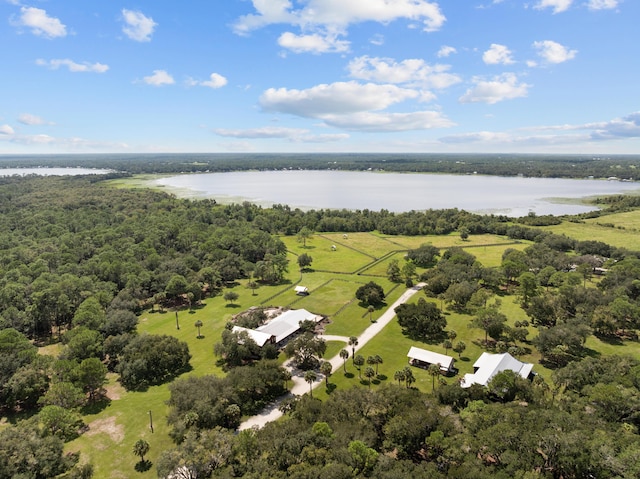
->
1, 152, 640, 179
2, 173, 640, 478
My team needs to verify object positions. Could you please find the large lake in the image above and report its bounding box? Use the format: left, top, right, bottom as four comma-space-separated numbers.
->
155, 170, 640, 217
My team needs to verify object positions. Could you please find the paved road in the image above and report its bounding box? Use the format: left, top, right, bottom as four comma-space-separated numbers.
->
238, 283, 425, 431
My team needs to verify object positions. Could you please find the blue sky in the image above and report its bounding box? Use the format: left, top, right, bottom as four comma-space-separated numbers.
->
1, 0, 638, 154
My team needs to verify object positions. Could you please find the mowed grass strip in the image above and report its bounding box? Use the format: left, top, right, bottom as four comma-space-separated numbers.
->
320, 232, 404, 259
374, 232, 518, 250
280, 235, 374, 273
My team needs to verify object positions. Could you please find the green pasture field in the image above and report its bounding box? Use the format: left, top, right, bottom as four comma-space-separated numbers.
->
542, 217, 640, 250
280, 234, 374, 273
64, 229, 640, 477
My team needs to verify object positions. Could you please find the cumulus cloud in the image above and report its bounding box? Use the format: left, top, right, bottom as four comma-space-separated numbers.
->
587, 0, 619, 10
483, 44, 515, 65
533, 40, 577, 64
534, 0, 573, 13
213, 126, 349, 142
588, 112, 640, 140
322, 110, 454, 132
259, 81, 453, 132
0, 125, 15, 135
36, 59, 109, 73
233, 0, 445, 34
14, 7, 66, 38
347, 56, 461, 89
18, 114, 53, 126
121, 9, 157, 42
260, 81, 419, 117
439, 131, 511, 144
437, 45, 457, 58
187, 73, 228, 89
459, 73, 530, 104
278, 31, 349, 53
142, 70, 175, 86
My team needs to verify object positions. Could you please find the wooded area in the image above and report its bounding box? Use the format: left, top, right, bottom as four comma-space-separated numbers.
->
1, 169, 640, 478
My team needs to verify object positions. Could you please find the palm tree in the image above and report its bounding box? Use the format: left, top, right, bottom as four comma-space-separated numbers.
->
364, 367, 375, 388
403, 366, 415, 388
367, 305, 375, 322
282, 369, 292, 389
353, 354, 365, 379
132, 439, 150, 464
339, 349, 349, 373
320, 361, 332, 386
304, 370, 317, 398
373, 354, 383, 375
394, 369, 406, 386
453, 341, 466, 358
194, 319, 203, 338
443, 339, 453, 355
428, 363, 441, 391
348, 336, 359, 363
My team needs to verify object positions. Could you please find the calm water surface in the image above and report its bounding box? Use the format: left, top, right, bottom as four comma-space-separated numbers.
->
155, 170, 640, 217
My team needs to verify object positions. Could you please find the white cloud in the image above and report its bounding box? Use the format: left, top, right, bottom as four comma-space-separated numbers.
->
322, 110, 454, 132
0, 125, 15, 135
143, 70, 175, 86
588, 112, 640, 140
187, 73, 228, 89
369, 34, 384, 46
214, 126, 309, 139
534, 0, 573, 13
437, 45, 457, 58
260, 81, 419, 117
36, 59, 109, 73
440, 131, 511, 144
459, 73, 530, 104
483, 44, 515, 65
587, 0, 619, 10
234, 0, 445, 34
347, 56, 461, 89
213, 126, 349, 142
121, 9, 157, 42
14, 7, 66, 38
278, 31, 349, 53
533, 40, 577, 64
18, 113, 53, 126
259, 81, 453, 132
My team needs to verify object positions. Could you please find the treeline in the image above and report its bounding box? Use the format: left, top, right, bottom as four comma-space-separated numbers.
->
1, 152, 639, 179
156, 354, 640, 478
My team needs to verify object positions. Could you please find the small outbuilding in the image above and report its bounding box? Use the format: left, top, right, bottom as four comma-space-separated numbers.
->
294, 285, 309, 295
407, 346, 455, 373
460, 352, 534, 388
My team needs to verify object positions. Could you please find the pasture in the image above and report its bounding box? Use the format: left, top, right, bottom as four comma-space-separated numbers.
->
66, 228, 638, 478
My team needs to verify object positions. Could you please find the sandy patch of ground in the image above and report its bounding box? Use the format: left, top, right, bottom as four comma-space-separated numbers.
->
85, 416, 124, 443
104, 381, 125, 401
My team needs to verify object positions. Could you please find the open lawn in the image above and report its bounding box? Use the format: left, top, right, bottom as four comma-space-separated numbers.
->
542, 214, 640, 250
65, 229, 640, 476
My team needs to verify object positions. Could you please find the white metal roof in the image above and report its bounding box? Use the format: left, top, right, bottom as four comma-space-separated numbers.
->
256, 308, 322, 344
461, 352, 533, 388
407, 346, 454, 371
232, 326, 274, 347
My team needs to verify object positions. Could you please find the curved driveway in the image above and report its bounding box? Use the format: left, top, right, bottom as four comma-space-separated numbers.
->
238, 283, 425, 431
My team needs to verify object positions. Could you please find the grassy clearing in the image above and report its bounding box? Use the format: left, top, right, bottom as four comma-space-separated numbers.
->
66, 228, 640, 476
542, 221, 640, 250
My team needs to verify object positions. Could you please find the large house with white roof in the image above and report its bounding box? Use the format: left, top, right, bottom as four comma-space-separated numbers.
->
461, 352, 534, 388
233, 308, 323, 347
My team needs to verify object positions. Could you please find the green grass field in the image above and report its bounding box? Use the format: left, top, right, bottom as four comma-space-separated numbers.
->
63, 227, 640, 477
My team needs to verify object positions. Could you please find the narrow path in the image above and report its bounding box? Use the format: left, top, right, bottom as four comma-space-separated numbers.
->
238, 283, 425, 431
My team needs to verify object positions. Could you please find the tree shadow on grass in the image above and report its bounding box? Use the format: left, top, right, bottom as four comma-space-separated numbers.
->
326, 383, 337, 394
81, 396, 111, 415
196, 335, 206, 340
343, 372, 355, 379
376, 374, 387, 381
459, 356, 471, 362
135, 460, 152, 473
225, 304, 242, 308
